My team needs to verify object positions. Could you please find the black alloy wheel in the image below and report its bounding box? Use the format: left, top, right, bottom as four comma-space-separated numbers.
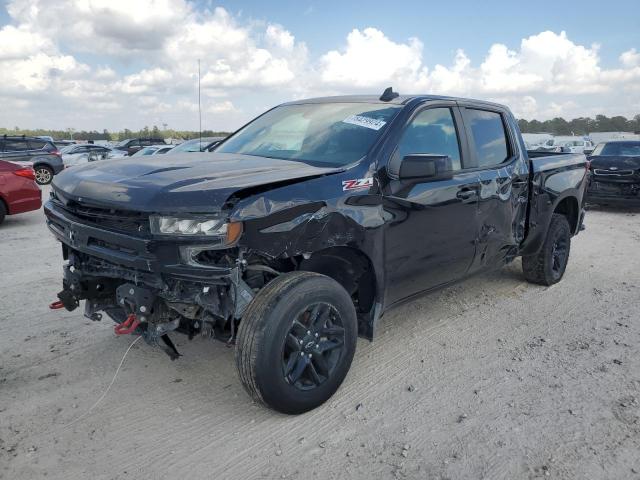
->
522, 213, 571, 286
235, 271, 357, 414
282, 302, 346, 391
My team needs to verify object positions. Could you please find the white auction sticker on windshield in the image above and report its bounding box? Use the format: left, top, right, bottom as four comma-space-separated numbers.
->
342, 115, 386, 131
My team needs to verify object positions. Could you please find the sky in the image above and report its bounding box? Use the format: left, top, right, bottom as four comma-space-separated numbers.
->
0, 0, 639, 132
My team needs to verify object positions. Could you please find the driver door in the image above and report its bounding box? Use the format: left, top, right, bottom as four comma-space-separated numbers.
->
382, 103, 480, 306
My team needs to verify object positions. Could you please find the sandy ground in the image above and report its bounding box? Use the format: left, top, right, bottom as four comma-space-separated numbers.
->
1, 187, 639, 480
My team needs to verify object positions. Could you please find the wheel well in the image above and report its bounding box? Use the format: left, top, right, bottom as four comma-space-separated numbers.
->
33, 163, 52, 171
297, 246, 376, 317
553, 196, 579, 233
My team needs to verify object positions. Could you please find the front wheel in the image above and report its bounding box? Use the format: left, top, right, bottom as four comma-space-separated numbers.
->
522, 213, 571, 286
34, 165, 54, 185
235, 271, 357, 414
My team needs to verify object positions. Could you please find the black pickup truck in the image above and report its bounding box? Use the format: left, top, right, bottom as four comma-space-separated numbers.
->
45, 89, 588, 414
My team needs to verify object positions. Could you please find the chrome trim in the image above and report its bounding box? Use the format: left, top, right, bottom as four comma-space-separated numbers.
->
593, 169, 634, 177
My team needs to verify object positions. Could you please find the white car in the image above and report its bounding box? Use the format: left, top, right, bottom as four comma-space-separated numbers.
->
61, 144, 124, 167
130, 145, 173, 157
559, 139, 594, 154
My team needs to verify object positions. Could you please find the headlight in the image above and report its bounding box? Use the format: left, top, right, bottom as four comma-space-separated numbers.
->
150, 215, 242, 244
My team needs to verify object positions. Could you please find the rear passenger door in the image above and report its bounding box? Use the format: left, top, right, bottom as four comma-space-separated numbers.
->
459, 105, 530, 272
382, 103, 480, 305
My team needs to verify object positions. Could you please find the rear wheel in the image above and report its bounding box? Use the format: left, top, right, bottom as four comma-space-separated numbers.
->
34, 165, 53, 185
235, 271, 357, 414
0, 201, 6, 225
522, 213, 571, 286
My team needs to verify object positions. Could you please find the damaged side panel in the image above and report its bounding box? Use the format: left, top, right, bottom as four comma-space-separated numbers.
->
232, 171, 388, 338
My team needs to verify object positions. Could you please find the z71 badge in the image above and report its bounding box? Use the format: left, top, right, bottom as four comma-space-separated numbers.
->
342, 177, 374, 191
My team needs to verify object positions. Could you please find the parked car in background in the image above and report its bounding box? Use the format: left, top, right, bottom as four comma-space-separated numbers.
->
166, 136, 225, 154
0, 135, 64, 185
0, 160, 42, 225
54, 140, 77, 149
61, 144, 117, 167
130, 145, 173, 157
559, 139, 595, 154
587, 141, 640, 205
113, 138, 166, 156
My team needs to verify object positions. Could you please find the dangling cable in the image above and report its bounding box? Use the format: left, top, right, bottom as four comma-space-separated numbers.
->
63, 335, 142, 429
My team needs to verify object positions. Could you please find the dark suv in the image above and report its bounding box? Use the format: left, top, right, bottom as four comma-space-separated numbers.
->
113, 138, 166, 156
0, 135, 64, 185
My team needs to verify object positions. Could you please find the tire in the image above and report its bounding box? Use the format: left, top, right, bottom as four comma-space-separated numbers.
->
235, 271, 357, 414
0, 201, 6, 225
34, 165, 54, 185
522, 213, 571, 286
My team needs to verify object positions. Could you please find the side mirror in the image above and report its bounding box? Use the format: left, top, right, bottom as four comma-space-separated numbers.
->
583, 148, 594, 155
398, 154, 453, 181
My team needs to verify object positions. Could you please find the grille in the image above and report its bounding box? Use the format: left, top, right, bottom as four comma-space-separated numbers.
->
593, 169, 634, 177
53, 198, 150, 234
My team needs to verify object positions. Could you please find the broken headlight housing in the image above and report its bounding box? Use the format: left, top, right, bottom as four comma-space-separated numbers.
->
150, 215, 242, 245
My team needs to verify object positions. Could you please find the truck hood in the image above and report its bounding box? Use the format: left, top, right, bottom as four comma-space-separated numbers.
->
52, 152, 343, 213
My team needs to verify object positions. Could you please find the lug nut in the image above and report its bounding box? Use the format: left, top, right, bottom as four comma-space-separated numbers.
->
129, 288, 134, 295
299, 339, 303, 344
300, 351, 304, 356
139, 306, 147, 313
308, 353, 312, 358
315, 333, 319, 337
306, 330, 311, 335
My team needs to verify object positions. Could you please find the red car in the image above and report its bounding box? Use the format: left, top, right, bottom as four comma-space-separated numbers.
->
0, 160, 42, 225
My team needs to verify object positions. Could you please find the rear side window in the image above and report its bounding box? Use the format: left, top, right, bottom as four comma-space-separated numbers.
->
397, 108, 462, 170
3, 139, 29, 152
28, 139, 46, 150
465, 109, 509, 167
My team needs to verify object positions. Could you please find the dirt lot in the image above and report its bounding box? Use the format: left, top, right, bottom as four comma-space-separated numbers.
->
0, 188, 639, 480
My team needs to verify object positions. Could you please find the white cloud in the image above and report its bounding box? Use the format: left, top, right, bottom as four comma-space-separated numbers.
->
266, 24, 295, 51
0, 2, 639, 129
320, 28, 425, 88
620, 48, 640, 67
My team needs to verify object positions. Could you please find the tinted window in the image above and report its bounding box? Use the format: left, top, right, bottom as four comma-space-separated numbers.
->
3, 139, 29, 152
466, 109, 509, 167
397, 108, 462, 170
28, 139, 46, 150
29, 140, 47, 150
217, 103, 401, 167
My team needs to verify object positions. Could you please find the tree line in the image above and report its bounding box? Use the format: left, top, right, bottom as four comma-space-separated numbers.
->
518, 114, 640, 136
0, 125, 230, 141
3, 113, 640, 140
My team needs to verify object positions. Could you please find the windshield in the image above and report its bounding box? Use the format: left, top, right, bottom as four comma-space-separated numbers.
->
115, 139, 131, 147
132, 147, 157, 157
216, 103, 401, 166
60, 145, 76, 153
169, 138, 209, 153
596, 142, 640, 156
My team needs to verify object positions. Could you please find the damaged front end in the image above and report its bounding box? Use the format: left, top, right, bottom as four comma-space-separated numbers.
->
45, 192, 258, 359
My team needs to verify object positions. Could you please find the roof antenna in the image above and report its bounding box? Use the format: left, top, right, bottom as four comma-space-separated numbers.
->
198, 59, 202, 151
379, 86, 399, 102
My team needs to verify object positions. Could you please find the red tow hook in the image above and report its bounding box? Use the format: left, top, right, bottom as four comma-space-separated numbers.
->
49, 300, 64, 310
114, 314, 141, 335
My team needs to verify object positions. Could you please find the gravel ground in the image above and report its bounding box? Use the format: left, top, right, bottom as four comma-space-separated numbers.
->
1, 187, 639, 480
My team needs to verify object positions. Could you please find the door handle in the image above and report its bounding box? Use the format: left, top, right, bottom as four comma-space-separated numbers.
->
511, 179, 528, 187
456, 189, 477, 201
